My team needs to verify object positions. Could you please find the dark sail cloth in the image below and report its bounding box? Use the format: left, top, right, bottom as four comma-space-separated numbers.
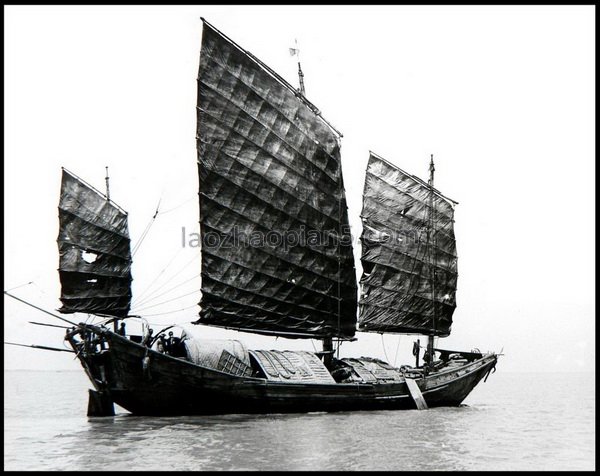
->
358, 153, 458, 337
195, 21, 357, 339
57, 169, 132, 317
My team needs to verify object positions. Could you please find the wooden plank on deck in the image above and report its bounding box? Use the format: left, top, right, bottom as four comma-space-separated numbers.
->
405, 378, 428, 410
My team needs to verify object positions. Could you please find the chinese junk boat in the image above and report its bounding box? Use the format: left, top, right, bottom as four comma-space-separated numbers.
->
54, 19, 497, 416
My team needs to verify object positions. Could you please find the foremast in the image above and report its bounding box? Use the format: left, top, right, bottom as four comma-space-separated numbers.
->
104, 165, 119, 333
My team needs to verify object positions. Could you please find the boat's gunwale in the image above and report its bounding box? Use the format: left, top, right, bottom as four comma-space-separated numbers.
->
81, 323, 496, 391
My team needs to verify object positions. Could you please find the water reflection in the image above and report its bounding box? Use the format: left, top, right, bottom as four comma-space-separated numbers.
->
72, 407, 487, 471
4, 371, 595, 471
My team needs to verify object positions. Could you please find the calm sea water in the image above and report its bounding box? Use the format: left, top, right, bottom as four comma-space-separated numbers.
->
4, 369, 595, 471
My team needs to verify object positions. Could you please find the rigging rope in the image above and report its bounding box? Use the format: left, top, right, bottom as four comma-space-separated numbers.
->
31, 281, 49, 297
393, 335, 401, 366
131, 247, 184, 306
156, 196, 195, 216
5, 281, 33, 292
132, 252, 200, 308
132, 273, 200, 309
132, 289, 199, 313
131, 221, 153, 257
139, 303, 198, 318
3, 291, 76, 326
146, 320, 188, 327
131, 198, 161, 257
381, 333, 391, 364
8, 281, 61, 314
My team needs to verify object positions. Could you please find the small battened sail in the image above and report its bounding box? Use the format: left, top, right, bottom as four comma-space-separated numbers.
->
195, 20, 357, 339
57, 169, 132, 316
358, 152, 458, 336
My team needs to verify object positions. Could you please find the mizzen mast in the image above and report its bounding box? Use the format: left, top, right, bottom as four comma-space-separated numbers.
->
426, 154, 436, 365
105, 166, 111, 202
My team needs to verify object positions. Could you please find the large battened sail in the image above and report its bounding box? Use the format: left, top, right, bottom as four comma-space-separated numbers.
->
57, 169, 132, 317
195, 20, 357, 339
358, 152, 458, 336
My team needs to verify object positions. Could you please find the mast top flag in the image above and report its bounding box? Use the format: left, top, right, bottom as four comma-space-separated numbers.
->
288, 38, 305, 96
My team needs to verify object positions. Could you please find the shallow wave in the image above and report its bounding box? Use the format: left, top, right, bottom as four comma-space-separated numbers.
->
4, 370, 595, 471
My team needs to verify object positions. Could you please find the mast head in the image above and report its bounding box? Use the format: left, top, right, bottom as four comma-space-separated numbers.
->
428, 154, 435, 185
104, 166, 111, 202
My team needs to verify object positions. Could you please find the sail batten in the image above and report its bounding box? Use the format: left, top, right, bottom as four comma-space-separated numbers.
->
358, 153, 458, 337
200, 222, 355, 286
361, 287, 457, 312
198, 18, 341, 137
57, 169, 132, 317
196, 112, 341, 193
360, 235, 457, 275
195, 21, 357, 339
197, 38, 340, 138
201, 246, 356, 305
369, 151, 458, 205
197, 72, 342, 177
200, 287, 345, 330
198, 148, 342, 228
201, 273, 350, 317
363, 170, 456, 223
362, 192, 456, 240
200, 192, 348, 264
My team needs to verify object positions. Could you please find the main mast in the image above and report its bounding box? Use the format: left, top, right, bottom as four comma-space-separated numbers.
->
293, 38, 335, 366
426, 154, 436, 365
294, 38, 336, 367
293, 39, 306, 95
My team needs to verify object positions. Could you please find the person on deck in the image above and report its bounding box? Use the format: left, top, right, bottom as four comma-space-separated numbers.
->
413, 339, 421, 367
166, 331, 174, 355
157, 334, 168, 354
117, 322, 126, 337
170, 335, 184, 357
156, 336, 165, 353
141, 328, 154, 348
423, 349, 432, 366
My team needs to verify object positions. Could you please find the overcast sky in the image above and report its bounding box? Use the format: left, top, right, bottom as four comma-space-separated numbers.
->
4, 5, 595, 373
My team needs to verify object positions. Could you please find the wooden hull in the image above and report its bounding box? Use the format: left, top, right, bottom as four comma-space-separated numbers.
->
69, 326, 497, 416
